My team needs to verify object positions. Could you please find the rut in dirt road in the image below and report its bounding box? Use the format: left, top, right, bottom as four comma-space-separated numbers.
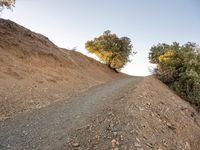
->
0, 77, 142, 150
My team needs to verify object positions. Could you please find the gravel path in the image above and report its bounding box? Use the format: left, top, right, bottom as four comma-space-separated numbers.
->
0, 77, 142, 150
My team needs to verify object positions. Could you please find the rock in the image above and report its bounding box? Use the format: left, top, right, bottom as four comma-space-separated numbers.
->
166, 122, 176, 130
146, 102, 151, 106
113, 131, 118, 137
120, 135, 124, 141
111, 139, 119, 148
150, 113, 155, 116
162, 139, 168, 147
134, 142, 141, 147
108, 112, 113, 116
111, 139, 117, 147
72, 142, 80, 147
146, 143, 153, 148
110, 123, 114, 128
136, 137, 141, 142
185, 142, 191, 150
7, 144, 11, 148
95, 135, 99, 139
22, 130, 28, 136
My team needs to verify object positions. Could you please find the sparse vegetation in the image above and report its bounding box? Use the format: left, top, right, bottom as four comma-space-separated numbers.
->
0, 0, 15, 12
149, 42, 200, 109
85, 30, 135, 72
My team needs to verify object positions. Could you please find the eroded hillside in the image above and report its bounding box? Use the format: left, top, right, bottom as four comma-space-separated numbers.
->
63, 76, 200, 150
0, 19, 126, 121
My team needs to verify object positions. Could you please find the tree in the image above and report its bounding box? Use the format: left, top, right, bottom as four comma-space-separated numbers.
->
0, 0, 15, 12
149, 42, 200, 109
85, 30, 135, 71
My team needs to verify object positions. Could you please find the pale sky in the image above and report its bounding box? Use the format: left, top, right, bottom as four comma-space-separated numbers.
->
1, 0, 200, 76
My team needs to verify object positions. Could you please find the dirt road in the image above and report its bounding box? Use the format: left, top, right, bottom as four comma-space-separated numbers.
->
0, 77, 142, 150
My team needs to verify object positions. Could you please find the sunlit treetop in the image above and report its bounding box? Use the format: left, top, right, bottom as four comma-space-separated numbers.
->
0, 0, 15, 12
85, 30, 135, 71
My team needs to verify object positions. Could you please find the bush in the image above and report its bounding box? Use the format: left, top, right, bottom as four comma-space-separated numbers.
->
149, 42, 200, 109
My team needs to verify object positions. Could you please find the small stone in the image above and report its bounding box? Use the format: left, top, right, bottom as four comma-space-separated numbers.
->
114, 147, 119, 150
136, 137, 140, 142
162, 139, 168, 147
146, 102, 151, 106
72, 143, 80, 147
120, 135, 124, 141
166, 122, 171, 126
146, 143, 153, 148
7, 144, 11, 148
135, 142, 141, 147
113, 131, 118, 137
111, 139, 117, 147
150, 113, 155, 117
22, 130, 28, 136
110, 124, 114, 128
108, 112, 113, 115
185, 142, 191, 150
166, 122, 176, 130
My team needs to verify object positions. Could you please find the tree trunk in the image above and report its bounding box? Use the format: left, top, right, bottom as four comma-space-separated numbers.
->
106, 57, 119, 73
107, 62, 118, 73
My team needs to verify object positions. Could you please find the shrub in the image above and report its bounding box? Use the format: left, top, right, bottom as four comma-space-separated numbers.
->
149, 42, 200, 109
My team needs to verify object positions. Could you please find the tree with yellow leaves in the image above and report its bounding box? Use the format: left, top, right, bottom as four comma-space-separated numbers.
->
85, 30, 135, 72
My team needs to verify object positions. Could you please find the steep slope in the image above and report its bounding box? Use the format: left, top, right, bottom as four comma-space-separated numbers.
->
64, 76, 200, 150
0, 19, 126, 121
0, 76, 199, 150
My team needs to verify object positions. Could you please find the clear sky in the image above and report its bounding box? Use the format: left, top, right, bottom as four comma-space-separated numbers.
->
1, 0, 200, 76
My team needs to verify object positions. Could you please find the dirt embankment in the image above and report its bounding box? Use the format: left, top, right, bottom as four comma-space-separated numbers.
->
1, 75, 200, 150
0, 19, 126, 121
65, 76, 200, 150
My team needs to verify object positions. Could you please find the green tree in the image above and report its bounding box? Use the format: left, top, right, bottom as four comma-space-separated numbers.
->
85, 30, 135, 71
0, 0, 15, 12
149, 42, 200, 109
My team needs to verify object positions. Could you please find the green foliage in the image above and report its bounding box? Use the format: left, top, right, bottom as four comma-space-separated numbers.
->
149, 42, 200, 109
0, 0, 15, 12
85, 30, 135, 71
